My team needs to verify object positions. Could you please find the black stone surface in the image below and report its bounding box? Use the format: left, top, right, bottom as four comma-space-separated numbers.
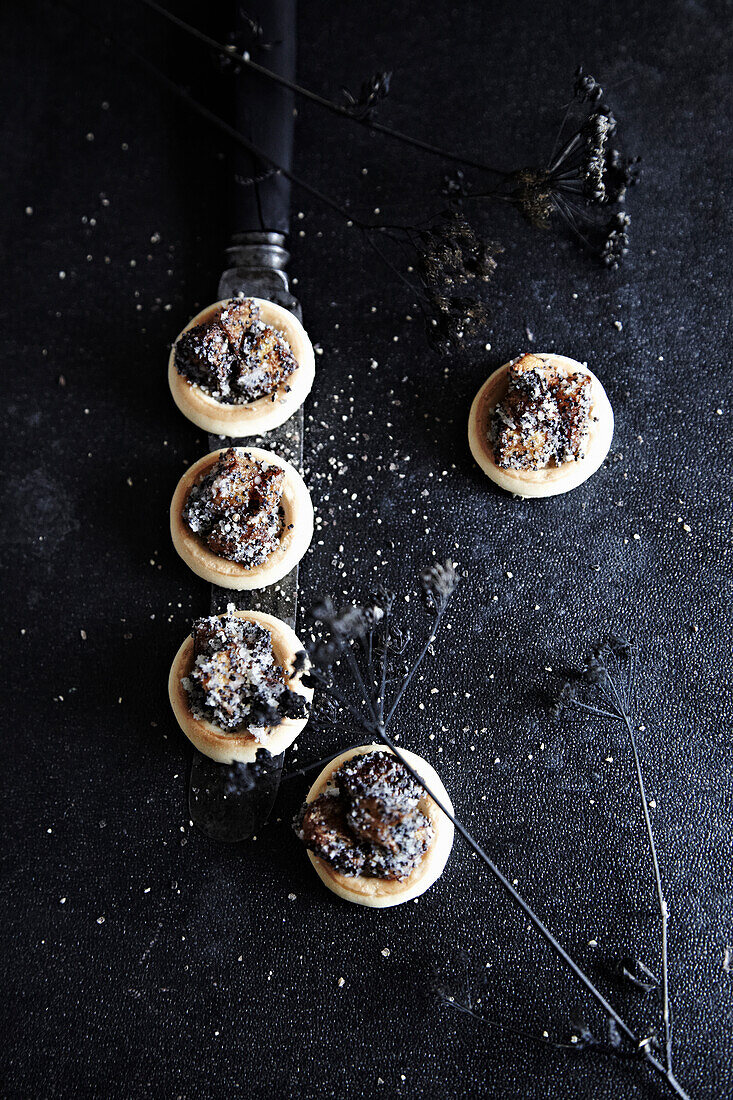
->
2, 2, 732, 1098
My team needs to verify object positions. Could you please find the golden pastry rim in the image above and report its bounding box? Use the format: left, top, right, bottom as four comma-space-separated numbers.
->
304, 744, 455, 908
170, 447, 314, 591
467, 353, 614, 498
168, 297, 315, 437
168, 609, 313, 764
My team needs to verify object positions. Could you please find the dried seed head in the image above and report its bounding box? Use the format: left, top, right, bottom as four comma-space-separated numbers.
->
416, 213, 500, 350
342, 71, 392, 120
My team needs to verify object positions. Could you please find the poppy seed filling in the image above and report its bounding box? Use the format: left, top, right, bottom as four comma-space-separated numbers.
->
174, 297, 297, 404
183, 607, 303, 735
489, 353, 593, 470
183, 448, 285, 566
295, 751, 435, 880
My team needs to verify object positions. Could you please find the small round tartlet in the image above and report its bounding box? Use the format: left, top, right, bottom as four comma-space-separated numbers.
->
168, 609, 313, 764
170, 447, 314, 590
168, 297, 315, 436
304, 744, 454, 908
468, 353, 614, 498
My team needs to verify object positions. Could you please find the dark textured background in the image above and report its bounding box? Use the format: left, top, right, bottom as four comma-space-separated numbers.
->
2, 2, 732, 1098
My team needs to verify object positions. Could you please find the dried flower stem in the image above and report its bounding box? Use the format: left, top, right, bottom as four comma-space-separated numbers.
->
281, 744, 366, 784
137, 0, 511, 178
373, 725, 688, 1099
307, 577, 690, 1100
569, 699, 622, 721
606, 664, 672, 1074
440, 995, 637, 1059
377, 598, 393, 727
555, 640, 675, 1082
58, 0, 634, 357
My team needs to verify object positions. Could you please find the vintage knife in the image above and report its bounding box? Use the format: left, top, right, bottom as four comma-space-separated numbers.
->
188, 0, 304, 842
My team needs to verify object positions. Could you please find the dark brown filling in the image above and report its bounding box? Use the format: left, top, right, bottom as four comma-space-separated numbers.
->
295, 751, 434, 880
489, 353, 593, 470
183, 447, 286, 567
184, 610, 293, 732
174, 297, 297, 404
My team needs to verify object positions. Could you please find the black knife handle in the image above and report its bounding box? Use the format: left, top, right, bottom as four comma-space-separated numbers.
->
233, 0, 296, 236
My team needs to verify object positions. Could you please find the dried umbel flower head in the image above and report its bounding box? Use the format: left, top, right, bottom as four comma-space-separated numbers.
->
600, 212, 631, 268
416, 213, 501, 350
311, 598, 371, 641
551, 635, 636, 712
422, 560, 459, 612
342, 71, 392, 120
510, 168, 555, 229
574, 65, 604, 103
509, 69, 639, 267
302, 562, 459, 718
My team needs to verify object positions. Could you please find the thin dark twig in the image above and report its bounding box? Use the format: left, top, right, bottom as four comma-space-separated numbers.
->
136, 0, 511, 178
566, 699, 623, 722
442, 996, 581, 1050
341, 636, 381, 727
365, 625, 374, 686
384, 618, 441, 727
547, 97, 576, 168
281, 744, 366, 783
440, 996, 642, 1061
361, 228, 424, 301
306, 668, 380, 737
52, 0, 363, 224
557, 640, 675, 1081
378, 599, 393, 727
605, 669, 672, 1075
56, 0, 467, 307
551, 194, 595, 252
